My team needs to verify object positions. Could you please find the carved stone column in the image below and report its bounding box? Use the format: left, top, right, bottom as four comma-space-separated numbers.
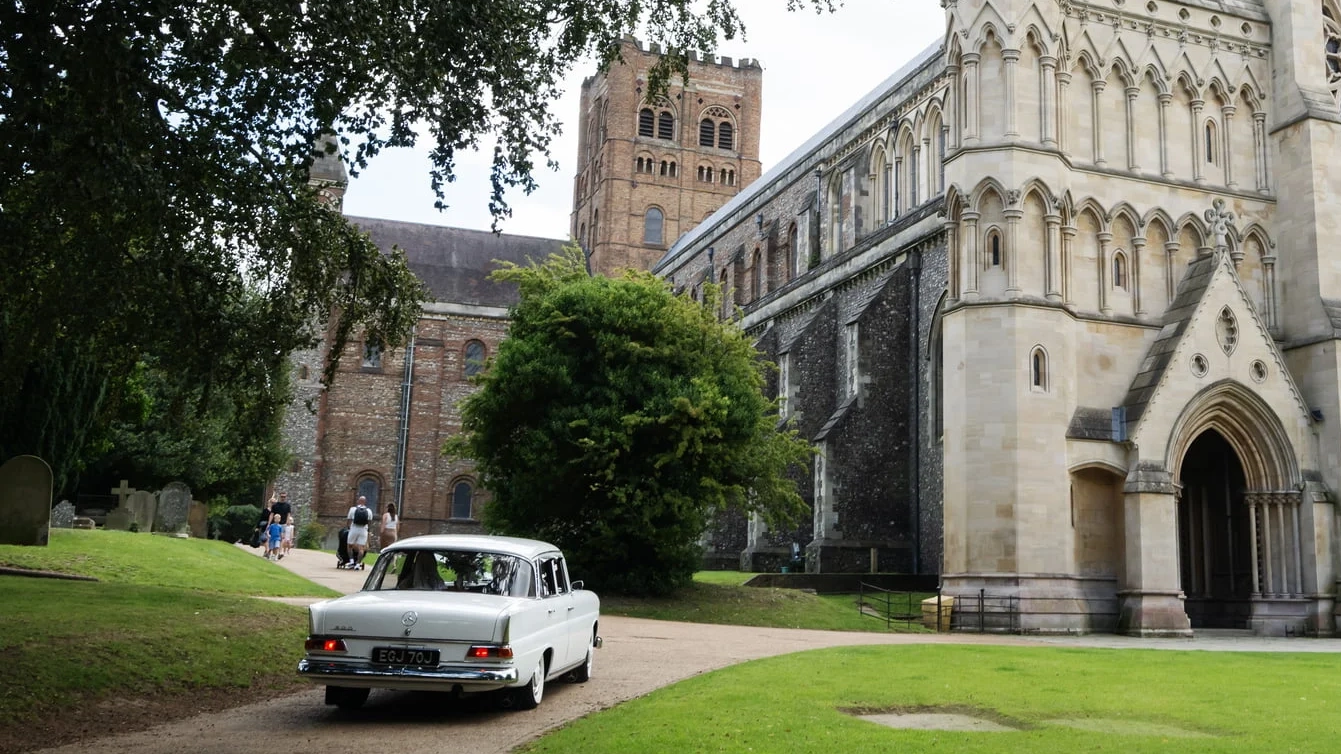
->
1004, 49, 1020, 137
1165, 241, 1180, 303
1045, 212, 1062, 301
1263, 254, 1278, 331
1253, 112, 1268, 193
1056, 70, 1072, 154
1040, 56, 1058, 145
1005, 205, 1022, 294
1191, 99, 1206, 184
1061, 225, 1076, 304
963, 53, 981, 144
963, 211, 981, 296
1158, 93, 1173, 178
946, 218, 960, 301
1125, 86, 1140, 171
946, 63, 962, 151
1222, 103, 1237, 188
1246, 493, 1262, 596
1132, 235, 1146, 314
1098, 231, 1113, 314
1092, 80, 1107, 166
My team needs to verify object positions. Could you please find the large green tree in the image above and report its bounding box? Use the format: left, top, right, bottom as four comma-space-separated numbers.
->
449, 248, 813, 595
0, 0, 829, 489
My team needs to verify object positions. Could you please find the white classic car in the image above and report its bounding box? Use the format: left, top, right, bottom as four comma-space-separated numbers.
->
297, 534, 601, 711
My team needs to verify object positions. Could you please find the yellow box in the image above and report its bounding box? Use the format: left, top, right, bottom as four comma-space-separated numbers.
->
921, 595, 954, 632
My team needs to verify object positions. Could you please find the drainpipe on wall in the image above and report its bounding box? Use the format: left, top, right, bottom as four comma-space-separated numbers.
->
392, 331, 417, 518
908, 248, 923, 575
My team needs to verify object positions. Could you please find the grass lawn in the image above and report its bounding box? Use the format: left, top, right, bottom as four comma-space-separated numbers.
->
0, 528, 337, 597
0, 529, 324, 740
600, 571, 930, 632
524, 644, 1341, 753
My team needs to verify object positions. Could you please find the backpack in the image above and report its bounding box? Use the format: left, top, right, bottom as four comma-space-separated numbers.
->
352, 505, 371, 526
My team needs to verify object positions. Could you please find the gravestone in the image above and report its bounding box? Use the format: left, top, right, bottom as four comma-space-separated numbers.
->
51, 500, 76, 529
104, 507, 134, 531
188, 501, 209, 539
155, 482, 191, 535
0, 455, 53, 546
72, 516, 96, 530
124, 490, 157, 533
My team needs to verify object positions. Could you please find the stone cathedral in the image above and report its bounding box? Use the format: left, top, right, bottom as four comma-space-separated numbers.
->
653, 0, 1341, 636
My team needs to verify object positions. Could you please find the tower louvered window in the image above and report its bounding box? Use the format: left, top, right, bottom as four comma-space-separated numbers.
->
699, 119, 715, 146
658, 111, 674, 139
638, 108, 654, 137
718, 121, 734, 150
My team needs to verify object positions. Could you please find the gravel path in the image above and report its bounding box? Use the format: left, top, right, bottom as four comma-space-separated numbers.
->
32, 545, 1341, 754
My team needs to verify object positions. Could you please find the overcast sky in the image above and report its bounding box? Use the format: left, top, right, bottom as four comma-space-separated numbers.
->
342, 0, 946, 239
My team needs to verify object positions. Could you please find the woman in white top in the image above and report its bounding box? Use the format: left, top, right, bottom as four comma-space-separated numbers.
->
381, 503, 399, 548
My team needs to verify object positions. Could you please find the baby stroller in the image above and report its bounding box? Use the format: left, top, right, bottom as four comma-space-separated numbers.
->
336, 527, 352, 569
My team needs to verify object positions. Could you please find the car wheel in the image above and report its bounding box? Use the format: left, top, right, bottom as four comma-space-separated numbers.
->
325, 685, 370, 710
571, 633, 594, 683
504, 658, 545, 710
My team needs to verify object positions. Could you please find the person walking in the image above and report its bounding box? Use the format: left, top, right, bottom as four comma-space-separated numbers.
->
281, 517, 295, 557
266, 513, 283, 561
381, 503, 399, 549
346, 496, 373, 570
271, 492, 292, 525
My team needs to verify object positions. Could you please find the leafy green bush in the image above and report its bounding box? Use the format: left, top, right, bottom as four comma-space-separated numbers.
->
297, 521, 325, 550
212, 504, 262, 544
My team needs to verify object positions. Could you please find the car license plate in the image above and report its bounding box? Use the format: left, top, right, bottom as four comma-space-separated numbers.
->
371, 647, 440, 666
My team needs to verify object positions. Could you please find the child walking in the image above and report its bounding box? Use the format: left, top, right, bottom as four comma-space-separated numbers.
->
266, 513, 283, 561
281, 518, 295, 558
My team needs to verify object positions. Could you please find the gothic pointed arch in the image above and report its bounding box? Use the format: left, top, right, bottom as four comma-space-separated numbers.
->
1166, 381, 1300, 491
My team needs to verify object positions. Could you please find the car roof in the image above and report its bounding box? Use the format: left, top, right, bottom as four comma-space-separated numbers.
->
382, 534, 560, 560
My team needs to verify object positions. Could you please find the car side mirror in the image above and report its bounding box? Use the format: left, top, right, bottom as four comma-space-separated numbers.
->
571, 580, 584, 591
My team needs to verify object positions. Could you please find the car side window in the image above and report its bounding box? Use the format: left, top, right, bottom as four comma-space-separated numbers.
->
538, 557, 569, 597
554, 558, 571, 594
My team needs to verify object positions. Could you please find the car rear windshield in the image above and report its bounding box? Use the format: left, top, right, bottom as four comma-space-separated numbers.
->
366, 549, 535, 597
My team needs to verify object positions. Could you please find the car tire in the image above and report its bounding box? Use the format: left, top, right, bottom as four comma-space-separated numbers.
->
503, 658, 545, 710
571, 633, 594, 683
325, 685, 370, 710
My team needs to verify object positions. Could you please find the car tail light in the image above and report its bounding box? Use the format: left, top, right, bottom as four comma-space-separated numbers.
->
466, 644, 513, 659
305, 637, 348, 652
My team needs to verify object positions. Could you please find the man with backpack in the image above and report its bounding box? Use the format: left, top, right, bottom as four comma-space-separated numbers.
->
345, 495, 374, 570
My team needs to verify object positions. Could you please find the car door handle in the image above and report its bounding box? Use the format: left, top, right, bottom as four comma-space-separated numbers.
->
567, 606, 575, 611
547, 608, 555, 615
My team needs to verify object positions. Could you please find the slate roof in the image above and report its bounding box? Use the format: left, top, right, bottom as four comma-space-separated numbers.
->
1066, 407, 1117, 441
1120, 254, 1218, 426
348, 216, 567, 308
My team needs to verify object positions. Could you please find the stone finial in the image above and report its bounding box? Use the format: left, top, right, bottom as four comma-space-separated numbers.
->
1204, 198, 1235, 255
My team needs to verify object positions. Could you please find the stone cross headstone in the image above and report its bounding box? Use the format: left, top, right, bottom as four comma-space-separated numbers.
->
155, 482, 192, 535
124, 490, 157, 533
50, 500, 76, 529
104, 507, 134, 531
0, 455, 53, 546
110, 479, 135, 508
188, 501, 209, 539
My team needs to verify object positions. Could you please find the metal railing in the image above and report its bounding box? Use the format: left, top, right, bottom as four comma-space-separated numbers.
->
856, 582, 942, 631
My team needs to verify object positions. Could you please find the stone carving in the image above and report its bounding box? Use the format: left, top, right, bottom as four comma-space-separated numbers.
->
50, 500, 76, 529
155, 481, 192, 535
72, 517, 96, 530
0, 456, 53, 546
1204, 198, 1236, 252
1326, 3, 1341, 107
1216, 307, 1239, 355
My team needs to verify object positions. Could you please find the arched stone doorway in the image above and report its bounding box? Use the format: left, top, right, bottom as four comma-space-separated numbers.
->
1177, 429, 1252, 628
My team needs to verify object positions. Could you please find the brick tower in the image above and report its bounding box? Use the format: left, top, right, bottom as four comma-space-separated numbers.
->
571, 37, 763, 275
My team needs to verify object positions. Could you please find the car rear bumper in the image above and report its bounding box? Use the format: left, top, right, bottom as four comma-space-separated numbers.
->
298, 659, 519, 690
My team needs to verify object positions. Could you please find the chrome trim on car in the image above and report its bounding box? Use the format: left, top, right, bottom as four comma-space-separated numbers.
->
298, 659, 519, 684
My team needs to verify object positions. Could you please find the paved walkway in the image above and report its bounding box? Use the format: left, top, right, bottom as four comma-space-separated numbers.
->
37, 543, 1338, 754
